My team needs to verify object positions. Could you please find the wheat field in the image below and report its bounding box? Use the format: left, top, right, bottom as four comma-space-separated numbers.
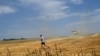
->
0, 34, 100, 56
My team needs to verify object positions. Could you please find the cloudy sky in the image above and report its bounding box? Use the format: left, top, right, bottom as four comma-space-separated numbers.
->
0, 0, 100, 39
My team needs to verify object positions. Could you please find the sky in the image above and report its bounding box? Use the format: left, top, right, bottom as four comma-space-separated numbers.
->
0, 0, 100, 39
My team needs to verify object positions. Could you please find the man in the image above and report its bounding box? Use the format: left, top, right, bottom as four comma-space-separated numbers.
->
40, 34, 45, 47
40, 34, 50, 49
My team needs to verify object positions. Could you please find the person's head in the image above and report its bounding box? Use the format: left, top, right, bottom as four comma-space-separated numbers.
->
40, 34, 42, 37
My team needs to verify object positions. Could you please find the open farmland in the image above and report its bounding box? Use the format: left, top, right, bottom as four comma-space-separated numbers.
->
0, 34, 100, 56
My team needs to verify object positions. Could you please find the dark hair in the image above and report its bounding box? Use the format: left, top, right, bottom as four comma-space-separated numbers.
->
40, 34, 42, 37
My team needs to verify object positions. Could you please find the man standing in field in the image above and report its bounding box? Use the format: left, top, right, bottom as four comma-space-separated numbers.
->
40, 34, 45, 48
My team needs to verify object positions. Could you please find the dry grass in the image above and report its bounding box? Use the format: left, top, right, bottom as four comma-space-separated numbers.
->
0, 34, 100, 56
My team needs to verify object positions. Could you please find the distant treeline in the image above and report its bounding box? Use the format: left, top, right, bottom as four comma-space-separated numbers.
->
3, 38, 25, 41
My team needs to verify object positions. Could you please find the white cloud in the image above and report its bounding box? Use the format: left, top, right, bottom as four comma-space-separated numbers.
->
0, 6, 16, 15
71, 0, 83, 4
80, 8, 100, 22
69, 8, 100, 17
64, 8, 100, 34
95, 9, 100, 12
19, 0, 69, 20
